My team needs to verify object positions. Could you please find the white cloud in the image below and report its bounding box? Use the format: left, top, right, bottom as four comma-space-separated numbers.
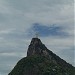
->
0, 29, 15, 34
0, 52, 26, 57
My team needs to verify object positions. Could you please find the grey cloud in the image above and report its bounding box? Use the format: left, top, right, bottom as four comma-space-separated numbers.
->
0, 0, 74, 75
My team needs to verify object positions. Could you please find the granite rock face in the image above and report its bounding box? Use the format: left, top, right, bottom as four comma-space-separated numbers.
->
8, 38, 75, 75
27, 38, 49, 57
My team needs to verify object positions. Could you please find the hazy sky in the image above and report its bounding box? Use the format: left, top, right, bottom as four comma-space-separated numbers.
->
0, 0, 74, 75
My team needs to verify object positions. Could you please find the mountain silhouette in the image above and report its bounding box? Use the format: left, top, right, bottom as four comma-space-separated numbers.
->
8, 38, 75, 75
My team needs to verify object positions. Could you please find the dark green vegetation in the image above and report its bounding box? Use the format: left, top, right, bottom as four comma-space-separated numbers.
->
9, 55, 75, 75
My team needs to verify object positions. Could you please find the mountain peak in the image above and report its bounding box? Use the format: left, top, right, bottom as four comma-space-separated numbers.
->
8, 38, 75, 75
30, 38, 42, 45
27, 38, 48, 57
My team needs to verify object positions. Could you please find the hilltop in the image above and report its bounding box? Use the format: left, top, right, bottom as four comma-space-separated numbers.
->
8, 38, 75, 75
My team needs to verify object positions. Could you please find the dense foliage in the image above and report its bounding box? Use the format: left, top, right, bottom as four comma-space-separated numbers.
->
8, 55, 75, 75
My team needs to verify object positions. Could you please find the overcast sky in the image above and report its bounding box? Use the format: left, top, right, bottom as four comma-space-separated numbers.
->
0, 0, 74, 75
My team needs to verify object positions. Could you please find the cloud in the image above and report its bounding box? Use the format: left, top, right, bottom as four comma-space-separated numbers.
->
0, 0, 74, 75
0, 29, 15, 34
28, 23, 69, 37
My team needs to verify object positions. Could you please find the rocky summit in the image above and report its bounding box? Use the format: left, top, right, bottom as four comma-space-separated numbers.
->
8, 38, 75, 75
